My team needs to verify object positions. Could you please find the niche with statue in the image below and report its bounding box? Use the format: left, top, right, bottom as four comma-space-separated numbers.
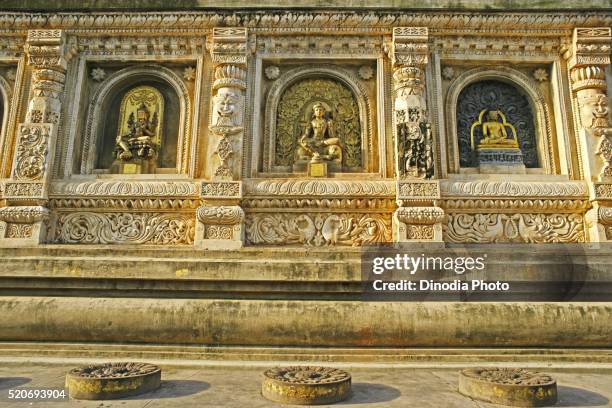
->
274, 77, 363, 177
457, 80, 539, 174
95, 80, 180, 174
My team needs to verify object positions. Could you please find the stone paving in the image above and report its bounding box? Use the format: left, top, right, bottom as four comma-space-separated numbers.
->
0, 364, 611, 407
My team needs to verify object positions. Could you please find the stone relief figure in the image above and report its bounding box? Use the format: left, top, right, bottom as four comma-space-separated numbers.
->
113, 85, 164, 164
397, 107, 434, 179
591, 94, 610, 129
295, 102, 342, 165
275, 78, 362, 172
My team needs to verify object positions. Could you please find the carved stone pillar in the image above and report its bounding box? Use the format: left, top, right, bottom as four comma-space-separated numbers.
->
390, 27, 444, 243
197, 27, 249, 250
0, 30, 73, 245
567, 28, 612, 241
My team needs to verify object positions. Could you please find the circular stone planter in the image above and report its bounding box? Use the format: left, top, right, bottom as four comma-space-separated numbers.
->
262, 366, 351, 405
65, 362, 161, 400
458, 367, 557, 407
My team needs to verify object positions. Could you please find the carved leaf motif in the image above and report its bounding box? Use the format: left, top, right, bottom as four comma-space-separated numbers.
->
55, 212, 195, 245
445, 213, 584, 243
245, 213, 391, 246
275, 78, 362, 169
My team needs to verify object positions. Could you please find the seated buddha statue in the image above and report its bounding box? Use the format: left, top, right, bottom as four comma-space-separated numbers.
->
478, 110, 518, 148
295, 103, 342, 164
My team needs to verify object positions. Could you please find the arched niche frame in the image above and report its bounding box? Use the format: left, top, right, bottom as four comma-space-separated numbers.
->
262, 65, 374, 174
445, 66, 557, 175
0, 75, 12, 157
80, 65, 191, 175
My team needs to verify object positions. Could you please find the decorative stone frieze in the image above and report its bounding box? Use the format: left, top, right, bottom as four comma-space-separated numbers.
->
245, 212, 391, 247
201, 181, 242, 198
446, 213, 585, 243
53, 212, 195, 245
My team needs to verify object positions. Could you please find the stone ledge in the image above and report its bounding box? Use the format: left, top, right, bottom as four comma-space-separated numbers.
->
0, 298, 610, 347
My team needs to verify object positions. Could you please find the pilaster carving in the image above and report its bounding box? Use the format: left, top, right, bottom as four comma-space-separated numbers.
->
11, 30, 72, 186
208, 27, 248, 181
199, 28, 249, 250
568, 27, 612, 242
391, 28, 442, 243
391, 27, 434, 180
1, 30, 74, 245
568, 28, 612, 177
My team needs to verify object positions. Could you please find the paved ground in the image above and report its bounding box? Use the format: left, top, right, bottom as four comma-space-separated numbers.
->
0, 364, 611, 407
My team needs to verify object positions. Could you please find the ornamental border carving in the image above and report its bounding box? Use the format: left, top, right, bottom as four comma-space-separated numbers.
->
245, 179, 395, 197
594, 183, 612, 200
201, 181, 242, 198
445, 66, 556, 175
49, 180, 197, 197
80, 64, 192, 175
262, 65, 374, 174
441, 180, 588, 198
0, 12, 609, 32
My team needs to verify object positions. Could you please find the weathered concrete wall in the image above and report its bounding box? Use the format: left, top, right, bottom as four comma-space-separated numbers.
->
0, 297, 610, 347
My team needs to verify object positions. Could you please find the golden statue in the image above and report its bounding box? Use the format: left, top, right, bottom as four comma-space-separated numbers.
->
470, 109, 519, 150
114, 86, 163, 162
295, 103, 342, 164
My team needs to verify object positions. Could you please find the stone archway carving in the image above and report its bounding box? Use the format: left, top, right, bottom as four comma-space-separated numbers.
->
0, 75, 12, 172
445, 66, 556, 174
80, 65, 191, 174
262, 65, 374, 174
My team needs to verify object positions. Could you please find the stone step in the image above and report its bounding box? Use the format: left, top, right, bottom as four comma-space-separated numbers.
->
0, 342, 610, 367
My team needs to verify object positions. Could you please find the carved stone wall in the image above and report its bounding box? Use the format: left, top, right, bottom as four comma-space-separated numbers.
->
0, 10, 608, 248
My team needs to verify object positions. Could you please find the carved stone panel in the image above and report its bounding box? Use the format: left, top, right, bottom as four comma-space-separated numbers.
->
245, 213, 392, 247
54, 212, 195, 245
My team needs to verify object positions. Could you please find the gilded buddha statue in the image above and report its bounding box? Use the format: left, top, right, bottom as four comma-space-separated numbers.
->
477, 110, 518, 148
295, 103, 342, 165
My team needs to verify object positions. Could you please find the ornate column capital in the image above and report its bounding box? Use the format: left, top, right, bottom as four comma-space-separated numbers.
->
391, 27, 429, 68
568, 27, 611, 93
25, 29, 74, 72
210, 27, 248, 66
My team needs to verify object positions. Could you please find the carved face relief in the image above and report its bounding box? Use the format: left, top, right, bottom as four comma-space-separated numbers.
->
213, 88, 241, 127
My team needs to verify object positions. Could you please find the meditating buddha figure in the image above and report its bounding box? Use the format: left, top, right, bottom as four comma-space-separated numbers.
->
478, 110, 518, 148
295, 103, 342, 164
